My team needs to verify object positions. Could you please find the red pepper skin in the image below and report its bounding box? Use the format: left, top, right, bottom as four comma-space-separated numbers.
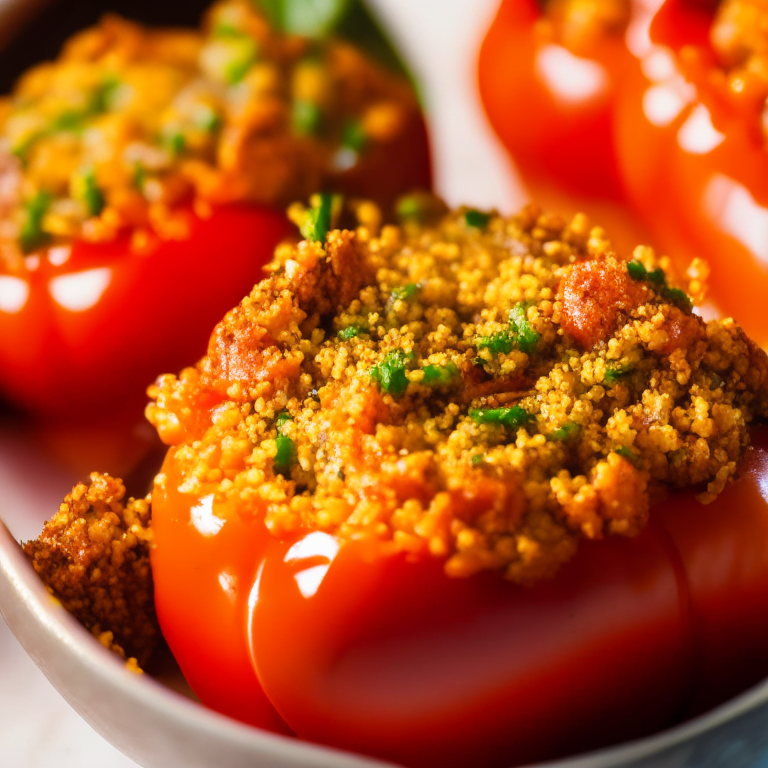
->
614, 1, 768, 345
151, 425, 768, 765
151, 447, 292, 734
244, 430, 768, 768
0, 206, 293, 417
478, 0, 635, 201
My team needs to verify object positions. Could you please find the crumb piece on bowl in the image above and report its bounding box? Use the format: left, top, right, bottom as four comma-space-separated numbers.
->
23, 473, 156, 667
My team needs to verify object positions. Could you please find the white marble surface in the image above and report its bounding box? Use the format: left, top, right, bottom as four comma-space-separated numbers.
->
0, 0, 518, 766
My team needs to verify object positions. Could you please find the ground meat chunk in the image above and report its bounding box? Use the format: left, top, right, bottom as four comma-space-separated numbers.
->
559, 256, 647, 348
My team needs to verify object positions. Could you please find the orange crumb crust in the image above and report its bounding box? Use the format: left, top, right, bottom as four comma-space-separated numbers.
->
22, 473, 157, 666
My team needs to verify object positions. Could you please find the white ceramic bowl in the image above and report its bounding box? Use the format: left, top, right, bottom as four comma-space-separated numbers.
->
3, 1, 768, 766
5, 513, 768, 768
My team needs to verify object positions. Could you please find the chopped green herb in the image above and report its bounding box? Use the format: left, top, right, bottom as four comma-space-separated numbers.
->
274, 434, 297, 474
627, 260, 647, 281
471, 454, 484, 466
20, 191, 51, 253
163, 128, 186, 157
476, 304, 540, 357
133, 162, 146, 192
387, 282, 419, 308
469, 406, 532, 432
615, 446, 637, 465
212, 22, 243, 37
195, 106, 222, 133
300, 192, 333, 243
627, 260, 692, 308
341, 119, 367, 152
547, 422, 580, 441
663, 286, 693, 309
292, 99, 322, 135
91, 76, 122, 113
464, 209, 491, 229
396, 194, 425, 221
421, 361, 459, 387
275, 410, 293, 429
72, 168, 105, 217
224, 37, 259, 84
337, 467, 346, 481
476, 330, 514, 356
11, 133, 39, 162
603, 363, 632, 387
370, 350, 411, 398
49, 110, 87, 134
508, 304, 540, 354
274, 410, 296, 475
338, 324, 368, 340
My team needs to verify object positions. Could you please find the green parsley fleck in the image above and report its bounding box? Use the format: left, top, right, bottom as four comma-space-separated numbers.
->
476, 330, 515, 356
276, 410, 292, 429
509, 304, 540, 354
195, 106, 222, 133
471, 454, 484, 466
627, 260, 647, 281
370, 350, 412, 398
421, 361, 459, 387
72, 168, 105, 217
464, 209, 491, 229
338, 324, 368, 340
133, 162, 146, 192
547, 422, 580, 441
163, 128, 186, 157
274, 411, 297, 475
292, 99, 323, 136
603, 363, 632, 387
300, 192, 333, 243
664, 286, 693, 309
49, 110, 87, 134
20, 191, 52, 253
476, 303, 540, 356
615, 446, 637, 465
224, 37, 258, 84
387, 282, 419, 308
627, 260, 692, 308
341, 119, 367, 152
91, 76, 122, 113
396, 194, 425, 221
469, 406, 532, 432
212, 22, 242, 37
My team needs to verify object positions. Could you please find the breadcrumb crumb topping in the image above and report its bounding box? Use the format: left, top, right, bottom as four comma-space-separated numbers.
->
145, 199, 768, 583
23, 473, 157, 666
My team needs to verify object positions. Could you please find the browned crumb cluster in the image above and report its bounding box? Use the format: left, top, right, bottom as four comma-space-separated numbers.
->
0, 0, 423, 263
23, 473, 157, 666
145, 198, 768, 583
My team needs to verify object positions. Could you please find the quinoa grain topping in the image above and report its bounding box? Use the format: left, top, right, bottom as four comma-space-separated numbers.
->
144, 198, 768, 583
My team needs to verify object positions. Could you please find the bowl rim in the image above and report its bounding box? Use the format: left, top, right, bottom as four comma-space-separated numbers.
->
3, 516, 768, 768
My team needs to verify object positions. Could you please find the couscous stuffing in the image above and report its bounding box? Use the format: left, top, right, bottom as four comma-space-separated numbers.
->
136, 196, 768, 584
